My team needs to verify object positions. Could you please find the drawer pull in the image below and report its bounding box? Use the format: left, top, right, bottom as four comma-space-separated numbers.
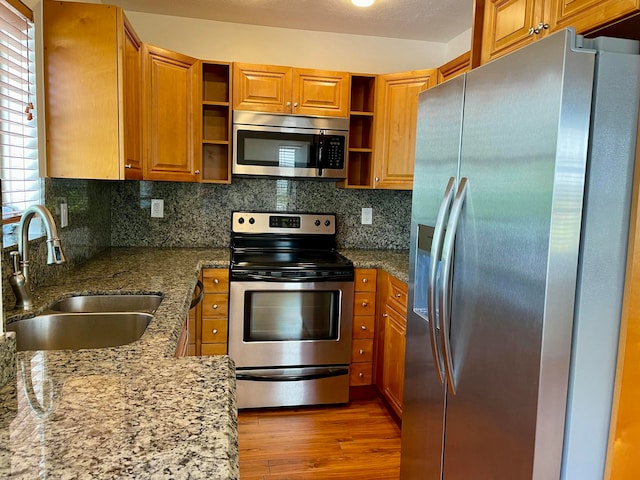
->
212, 304, 218, 310
395, 293, 402, 298
359, 349, 364, 355
213, 279, 219, 285
212, 329, 218, 334
382, 313, 388, 318
359, 372, 364, 378
361, 325, 367, 330
361, 301, 368, 307
362, 278, 368, 283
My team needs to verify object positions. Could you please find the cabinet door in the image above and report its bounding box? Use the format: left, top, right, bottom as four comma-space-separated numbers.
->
382, 307, 406, 417
293, 68, 350, 117
549, 0, 640, 34
122, 18, 143, 180
43, 1, 122, 179
233, 63, 292, 113
480, 0, 549, 65
374, 69, 435, 190
143, 44, 199, 182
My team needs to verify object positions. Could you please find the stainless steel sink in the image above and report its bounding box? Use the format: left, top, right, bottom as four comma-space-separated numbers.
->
7, 312, 153, 351
49, 294, 162, 314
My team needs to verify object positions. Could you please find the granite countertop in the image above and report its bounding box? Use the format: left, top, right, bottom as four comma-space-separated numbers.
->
0, 247, 408, 479
0, 247, 237, 480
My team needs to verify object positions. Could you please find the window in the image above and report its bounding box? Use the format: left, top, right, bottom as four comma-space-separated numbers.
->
0, 0, 41, 246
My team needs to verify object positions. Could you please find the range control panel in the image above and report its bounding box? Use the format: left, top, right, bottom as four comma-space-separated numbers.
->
232, 212, 336, 235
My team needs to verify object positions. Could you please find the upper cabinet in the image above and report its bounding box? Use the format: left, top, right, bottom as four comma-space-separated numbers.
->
478, 0, 640, 65
43, 0, 142, 180
480, 0, 551, 64
437, 51, 471, 84
233, 63, 350, 117
142, 45, 200, 182
373, 69, 436, 190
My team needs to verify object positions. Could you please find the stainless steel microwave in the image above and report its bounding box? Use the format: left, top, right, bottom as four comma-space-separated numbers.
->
232, 111, 349, 179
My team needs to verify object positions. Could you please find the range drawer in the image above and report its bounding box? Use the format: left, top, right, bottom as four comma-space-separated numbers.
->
202, 294, 229, 318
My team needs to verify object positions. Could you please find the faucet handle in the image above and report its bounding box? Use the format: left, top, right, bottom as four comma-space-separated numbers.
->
10, 251, 21, 274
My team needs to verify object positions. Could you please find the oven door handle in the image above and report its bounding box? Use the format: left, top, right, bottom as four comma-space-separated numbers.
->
233, 273, 352, 282
236, 367, 349, 382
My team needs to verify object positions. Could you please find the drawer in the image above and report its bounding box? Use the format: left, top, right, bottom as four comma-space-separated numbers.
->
352, 314, 375, 339
351, 338, 374, 363
353, 292, 376, 316
387, 275, 408, 316
201, 319, 228, 343
202, 294, 229, 318
354, 269, 377, 292
202, 269, 229, 293
350, 362, 373, 386
201, 343, 227, 356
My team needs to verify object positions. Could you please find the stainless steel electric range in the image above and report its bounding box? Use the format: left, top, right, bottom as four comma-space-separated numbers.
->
228, 211, 354, 409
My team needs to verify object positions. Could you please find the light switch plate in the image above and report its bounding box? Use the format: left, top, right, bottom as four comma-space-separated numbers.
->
151, 199, 164, 218
361, 207, 373, 225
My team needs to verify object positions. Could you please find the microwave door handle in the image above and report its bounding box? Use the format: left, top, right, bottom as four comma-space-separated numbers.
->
318, 132, 325, 176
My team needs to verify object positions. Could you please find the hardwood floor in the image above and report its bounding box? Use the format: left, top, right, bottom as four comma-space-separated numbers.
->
238, 397, 401, 479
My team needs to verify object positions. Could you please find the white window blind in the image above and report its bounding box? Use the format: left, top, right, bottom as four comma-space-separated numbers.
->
0, 0, 41, 242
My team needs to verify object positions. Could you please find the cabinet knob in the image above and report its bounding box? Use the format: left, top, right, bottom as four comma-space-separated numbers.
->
395, 293, 402, 298
362, 278, 368, 283
293, 102, 299, 108
213, 279, 219, 284
212, 329, 218, 334
359, 349, 364, 355
528, 22, 549, 35
382, 313, 389, 318
361, 325, 367, 330
375, 177, 379, 182
286, 101, 291, 107
195, 169, 200, 174
212, 304, 218, 310
361, 301, 368, 307
124, 163, 132, 169
359, 372, 364, 378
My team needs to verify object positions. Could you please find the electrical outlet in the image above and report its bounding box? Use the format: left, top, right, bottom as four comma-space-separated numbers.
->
151, 199, 164, 218
361, 207, 373, 225
60, 202, 68, 228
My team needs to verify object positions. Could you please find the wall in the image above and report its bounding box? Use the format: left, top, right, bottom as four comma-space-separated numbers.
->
111, 179, 412, 250
126, 11, 451, 73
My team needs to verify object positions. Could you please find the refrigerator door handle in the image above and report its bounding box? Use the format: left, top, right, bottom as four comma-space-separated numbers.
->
428, 176, 456, 384
439, 176, 468, 395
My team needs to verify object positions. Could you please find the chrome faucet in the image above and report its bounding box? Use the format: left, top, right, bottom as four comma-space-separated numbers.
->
9, 205, 66, 310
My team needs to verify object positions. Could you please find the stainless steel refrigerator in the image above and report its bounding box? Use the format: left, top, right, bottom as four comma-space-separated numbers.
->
401, 29, 640, 480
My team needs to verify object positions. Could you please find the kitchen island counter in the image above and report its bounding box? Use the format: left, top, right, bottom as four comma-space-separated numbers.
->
0, 247, 237, 479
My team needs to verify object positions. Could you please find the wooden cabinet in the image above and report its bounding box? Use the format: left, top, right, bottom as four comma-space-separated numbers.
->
175, 314, 189, 357
233, 63, 350, 117
375, 270, 408, 418
550, 0, 640, 36
437, 51, 471, 84
373, 69, 436, 190
142, 44, 199, 182
199, 62, 232, 183
340, 75, 377, 188
199, 269, 230, 356
478, 0, 640, 65
43, 0, 142, 180
350, 269, 377, 386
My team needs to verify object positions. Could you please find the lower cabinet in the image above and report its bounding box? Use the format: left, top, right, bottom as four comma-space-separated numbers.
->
375, 270, 408, 418
175, 314, 189, 357
198, 268, 230, 355
350, 269, 377, 385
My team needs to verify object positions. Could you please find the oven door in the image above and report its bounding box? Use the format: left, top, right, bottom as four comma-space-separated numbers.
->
228, 280, 354, 368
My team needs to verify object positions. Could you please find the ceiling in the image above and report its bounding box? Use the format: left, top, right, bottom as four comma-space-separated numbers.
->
108, 0, 475, 43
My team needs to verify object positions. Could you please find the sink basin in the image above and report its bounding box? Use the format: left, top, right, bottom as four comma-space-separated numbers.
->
49, 294, 162, 314
7, 312, 152, 351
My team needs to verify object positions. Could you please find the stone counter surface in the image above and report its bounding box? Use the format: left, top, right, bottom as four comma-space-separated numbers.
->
0, 247, 407, 479
0, 248, 237, 480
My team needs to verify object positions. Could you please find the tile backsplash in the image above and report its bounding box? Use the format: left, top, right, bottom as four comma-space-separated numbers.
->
110, 178, 412, 249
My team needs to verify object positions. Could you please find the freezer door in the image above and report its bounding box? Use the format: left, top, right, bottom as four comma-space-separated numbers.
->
441, 30, 595, 480
401, 75, 465, 480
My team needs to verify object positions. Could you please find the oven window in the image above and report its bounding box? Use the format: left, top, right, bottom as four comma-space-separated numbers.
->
244, 290, 339, 341
237, 130, 315, 168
